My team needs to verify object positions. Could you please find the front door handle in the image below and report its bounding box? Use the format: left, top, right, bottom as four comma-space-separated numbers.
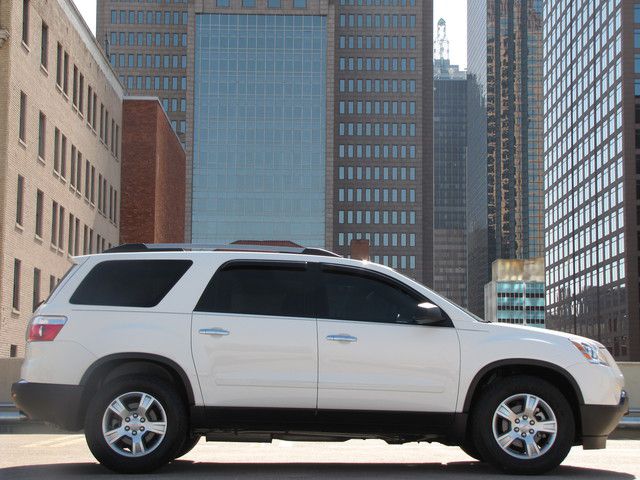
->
326, 334, 357, 343
199, 328, 230, 336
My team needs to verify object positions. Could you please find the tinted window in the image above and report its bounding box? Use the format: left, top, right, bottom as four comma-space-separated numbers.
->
195, 263, 311, 318
70, 260, 192, 307
320, 268, 424, 324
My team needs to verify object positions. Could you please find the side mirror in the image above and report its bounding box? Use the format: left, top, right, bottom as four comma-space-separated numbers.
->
413, 301, 447, 326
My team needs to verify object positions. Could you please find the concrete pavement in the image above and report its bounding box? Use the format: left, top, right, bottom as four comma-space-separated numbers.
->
0, 434, 639, 480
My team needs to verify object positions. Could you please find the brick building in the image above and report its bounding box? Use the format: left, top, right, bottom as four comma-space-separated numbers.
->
120, 97, 186, 244
0, 0, 123, 357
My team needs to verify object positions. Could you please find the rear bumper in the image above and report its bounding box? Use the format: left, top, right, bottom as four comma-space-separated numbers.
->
11, 380, 84, 431
580, 390, 629, 449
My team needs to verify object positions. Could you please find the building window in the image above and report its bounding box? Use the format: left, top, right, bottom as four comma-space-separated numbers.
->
293, 0, 307, 7
216, 0, 230, 5
9, 345, 17, 358
16, 175, 24, 227
635, 5, 640, 23
19, 91, 27, 142
38, 111, 46, 160
242, 0, 256, 6
13, 259, 21, 311
51, 201, 58, 246
22, 0, 29, 45
63, 51, 69, 94
56, 43, 62, 86
267, 0, 281, 7
35, 189, 43, 238
40, 22, 48, 69
33, 267, 41, 312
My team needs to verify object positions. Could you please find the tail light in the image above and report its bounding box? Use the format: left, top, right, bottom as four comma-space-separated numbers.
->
27, 316, 67, 342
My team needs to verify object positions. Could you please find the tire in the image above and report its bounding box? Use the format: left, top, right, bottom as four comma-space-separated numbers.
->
471, 375, 574, 475
84, 375, 188, 474
460, 440, 484, 462
174, 434, 201, 459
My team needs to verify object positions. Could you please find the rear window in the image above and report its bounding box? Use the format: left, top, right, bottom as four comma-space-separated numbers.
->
70, 260, 192, 307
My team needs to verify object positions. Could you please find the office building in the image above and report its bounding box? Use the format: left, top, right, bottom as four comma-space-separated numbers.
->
120, 97, 186, 244
433, 19, 467, 305
182, 0, 433, 283
466, 0, 545, 315
484, 259, 545, 327
96, 0, 188, 143
0, 0, 123, 357
332, 0, 433, 283
543, 1, 639, 360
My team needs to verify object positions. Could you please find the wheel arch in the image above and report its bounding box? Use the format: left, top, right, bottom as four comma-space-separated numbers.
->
79, 353, 197, 424
462, 359, 585, 439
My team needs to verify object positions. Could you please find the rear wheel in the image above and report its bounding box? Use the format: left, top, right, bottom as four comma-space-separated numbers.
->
471, 375, 574, 475
84, 375, 187, 473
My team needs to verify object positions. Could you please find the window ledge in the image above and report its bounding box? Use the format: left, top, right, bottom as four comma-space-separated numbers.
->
40, 64, 49, 76
15, 223, 24, 232
18, 139, 27, 149
11, 308, 20, 316
20, 41, 30, 53
37, 155, 45, 166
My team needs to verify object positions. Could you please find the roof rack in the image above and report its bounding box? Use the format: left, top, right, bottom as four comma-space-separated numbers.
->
104, 243, 342, 258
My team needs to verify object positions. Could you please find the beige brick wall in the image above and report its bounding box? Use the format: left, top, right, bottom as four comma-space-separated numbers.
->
0, 0, 124, 358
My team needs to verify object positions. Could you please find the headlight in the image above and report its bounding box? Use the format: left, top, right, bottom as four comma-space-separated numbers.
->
570, 340, 609, 366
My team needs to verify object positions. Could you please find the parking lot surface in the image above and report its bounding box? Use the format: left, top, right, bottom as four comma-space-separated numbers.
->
0, 434, 639, 479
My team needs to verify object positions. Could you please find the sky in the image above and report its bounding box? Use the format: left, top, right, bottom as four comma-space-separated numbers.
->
76, 0, 467, 69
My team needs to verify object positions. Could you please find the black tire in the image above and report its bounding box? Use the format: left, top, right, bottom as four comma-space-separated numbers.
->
471, 375, 575, 475
460, 440, 484, 462
84, 375, 188, 474
174, 434, 201, 459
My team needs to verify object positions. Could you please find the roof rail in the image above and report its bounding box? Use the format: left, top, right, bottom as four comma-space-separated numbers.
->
103, 243, 342, 258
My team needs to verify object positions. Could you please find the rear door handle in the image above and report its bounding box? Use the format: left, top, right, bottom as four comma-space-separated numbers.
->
326, 334, 357, 343
199, 328, 230, 336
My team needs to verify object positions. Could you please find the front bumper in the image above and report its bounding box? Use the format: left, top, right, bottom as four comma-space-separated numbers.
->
11, 380, 84, 431
580, 390, 629, 449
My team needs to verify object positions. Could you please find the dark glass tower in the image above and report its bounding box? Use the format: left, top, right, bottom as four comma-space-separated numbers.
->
466, 0, 544, 316
433, 20, 467, 306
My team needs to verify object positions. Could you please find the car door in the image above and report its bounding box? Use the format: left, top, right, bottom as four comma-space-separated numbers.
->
191, 260, 318, 409
316, 264, 460, 412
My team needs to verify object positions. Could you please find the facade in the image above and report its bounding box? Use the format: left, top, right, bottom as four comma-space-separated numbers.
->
543, 1, 639, 360
466, 0, 545, 316
120, 97, 186, 244
0, 0, 123, 357
95, 0, 188, 144
95, 0, 434, 283
189, 2, 330, 248
433, 21, 467, 306
334, 0, 433, 284
484, 259, 545, 327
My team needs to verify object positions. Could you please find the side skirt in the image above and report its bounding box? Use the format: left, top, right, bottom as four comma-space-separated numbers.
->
190, 407, 467, 445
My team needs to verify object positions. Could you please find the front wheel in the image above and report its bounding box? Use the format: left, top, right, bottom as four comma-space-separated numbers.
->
84, 375, 188, 473
471, 375, 575, 475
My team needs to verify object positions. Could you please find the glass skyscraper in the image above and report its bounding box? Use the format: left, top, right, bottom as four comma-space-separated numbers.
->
192, 12, 327, 246
433, 53, 467, 306
543, 0, 639, 360
466, 0, 545, 316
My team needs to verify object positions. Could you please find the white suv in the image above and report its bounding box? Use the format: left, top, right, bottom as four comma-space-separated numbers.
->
11, 244, 628, 474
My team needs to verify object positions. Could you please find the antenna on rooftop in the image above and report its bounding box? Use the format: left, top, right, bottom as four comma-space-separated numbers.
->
434, 18, 450, 61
